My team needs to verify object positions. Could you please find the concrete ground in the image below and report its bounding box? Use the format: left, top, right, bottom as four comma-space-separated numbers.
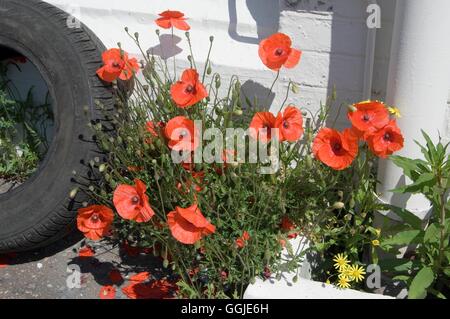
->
0, 232, 162, 299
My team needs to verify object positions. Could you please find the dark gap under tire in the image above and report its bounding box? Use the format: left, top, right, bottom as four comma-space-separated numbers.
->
0, 0, 113, 253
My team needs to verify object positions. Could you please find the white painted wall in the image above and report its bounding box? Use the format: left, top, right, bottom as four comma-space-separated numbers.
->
46, 0, 449, 140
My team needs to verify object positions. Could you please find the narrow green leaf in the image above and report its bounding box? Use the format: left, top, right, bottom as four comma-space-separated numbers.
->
392, 173, 436, 194
381, 230, 423, 247
386, 205, 423, 229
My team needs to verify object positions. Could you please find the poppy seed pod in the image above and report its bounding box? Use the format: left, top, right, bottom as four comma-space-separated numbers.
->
69, 188, 79, 199
332, 202, 345, 210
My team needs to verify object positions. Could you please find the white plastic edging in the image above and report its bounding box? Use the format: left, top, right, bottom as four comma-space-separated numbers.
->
243, 236, 394, 299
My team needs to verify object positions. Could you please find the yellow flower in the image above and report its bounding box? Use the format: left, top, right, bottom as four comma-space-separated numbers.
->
375, 228, 381, 237
338, 267, 353, 281
326, 279, 331, 285
347, 264, 366, 283
388, 106, 401, 118
333, 253, 350, 271
372, 239, 380, 247
336, 275, 351, 289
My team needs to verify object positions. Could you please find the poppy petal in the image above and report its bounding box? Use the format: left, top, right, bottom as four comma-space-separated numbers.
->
285, 48, 302, 69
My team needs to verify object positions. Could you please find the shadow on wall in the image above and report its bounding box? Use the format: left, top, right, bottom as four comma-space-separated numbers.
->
281, 0, 372, 129
228, 0, 280, 44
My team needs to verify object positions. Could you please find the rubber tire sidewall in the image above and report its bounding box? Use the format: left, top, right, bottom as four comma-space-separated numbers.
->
0, 0, 111, 252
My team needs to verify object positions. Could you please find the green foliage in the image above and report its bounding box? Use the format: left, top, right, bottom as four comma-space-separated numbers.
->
380, 131, 450, 299
0, 60, 52, 184
84, 32, 380, 298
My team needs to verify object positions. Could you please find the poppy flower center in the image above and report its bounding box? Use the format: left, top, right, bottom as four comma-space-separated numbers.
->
383, 132, 392, 141
332, 142, 342, 153
91, 213, 100, 222
185, 84, 195, 93
131, 196, 140, 205
179, 130, 188, 140
112, 61, 121, 68
275, 48, 284, 56
282, 120, 289, 129
362, 114, 370, 122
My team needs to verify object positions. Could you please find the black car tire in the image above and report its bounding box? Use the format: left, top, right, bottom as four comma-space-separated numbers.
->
0, 0, 113, 252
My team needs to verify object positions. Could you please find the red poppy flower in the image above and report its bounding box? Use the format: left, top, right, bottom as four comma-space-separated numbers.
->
170, 69, 208, 108
121, 57, 140, 81
130, 272, 151, 282
280, 216, 299, 239
348, 101, 389, 138
122, 279, 175, 299
275, 106, 304, 142
258, 33, 302, 71
167, 204, 215, 245
108, 269, 124, 284
113, 179, 155, 223
78, 246, 95, 258
235, 231, 250, 248
96, 48, 139, 82
77, 205, 114, 241
99, 285, 116, 299
312, 128, 359, 171
249, 112, 277, 143
155, 10, 190, 31
367, 120, 404, 158
165, 116, 200, 152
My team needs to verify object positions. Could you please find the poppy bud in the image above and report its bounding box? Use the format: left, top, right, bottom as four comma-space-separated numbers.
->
291, 82, 300, 94
332, 202, 345, 210
69, 188, 78, 199
155, 29, 160, 36
163, 259, 169, 268
209, 36, 214, 42
99, 164, 107, 173
233, 109, 243, 116
185, 31, 190, 39
344, 214, 352, 221
305, 154, 313, 169
215, 76, 221, 89
134, 32, 139, 40
293, 275, 298, 283
207, 64, 212, 75
348, 104, 357, 112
